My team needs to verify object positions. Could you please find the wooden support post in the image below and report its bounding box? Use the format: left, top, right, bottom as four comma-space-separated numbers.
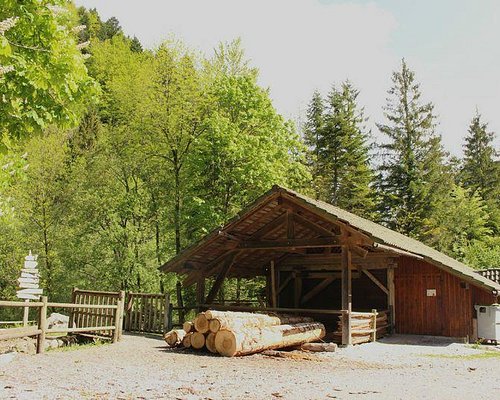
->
68, 287, 77, 329
165, 297, 172, 332
113, 292, 125, 343
176, 281, 185, 325
294, 272, 302, 308
371, 309, 377, 342
387, 267, 395, 333
36, 296, 48, 354
22, 299, 29, 327
196, 278, 205, 312
270, 261, 277, 308
341, 246, 352, 346
117, 290, 125, 340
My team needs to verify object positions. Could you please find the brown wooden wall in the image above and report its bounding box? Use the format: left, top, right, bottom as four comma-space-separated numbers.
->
394, 257, 497, 338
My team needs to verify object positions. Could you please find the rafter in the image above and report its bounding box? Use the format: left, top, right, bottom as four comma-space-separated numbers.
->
248, 212, 287, 240
238, 237, 340, 250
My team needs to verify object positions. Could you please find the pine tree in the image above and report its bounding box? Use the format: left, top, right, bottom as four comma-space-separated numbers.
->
376, 59, 451, 237
320, 81, 375, 216
303, 82, 375, 216
303, 90, 325, 199
460, 111, 500, 232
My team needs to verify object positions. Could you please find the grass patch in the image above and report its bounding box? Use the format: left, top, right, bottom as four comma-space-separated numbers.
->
49, 339, 109, 352
422, 350, 500, 360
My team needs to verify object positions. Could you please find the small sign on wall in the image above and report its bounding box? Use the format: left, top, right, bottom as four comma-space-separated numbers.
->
426, 289, 437, 297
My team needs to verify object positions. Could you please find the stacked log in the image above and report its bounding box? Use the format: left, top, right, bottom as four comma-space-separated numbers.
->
164, 310, 325, 357
333, 311, 388, 344
164, 329, 186, 347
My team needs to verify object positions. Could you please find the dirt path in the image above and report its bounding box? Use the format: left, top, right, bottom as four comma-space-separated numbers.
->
1, 334, 499, 399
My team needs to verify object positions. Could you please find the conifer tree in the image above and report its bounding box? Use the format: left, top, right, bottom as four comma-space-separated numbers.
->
303, 82, 375, 216
376, 60, 451, 237
320, 81, 375, 216
460, 111, 500, 232
303, 90, 326, 199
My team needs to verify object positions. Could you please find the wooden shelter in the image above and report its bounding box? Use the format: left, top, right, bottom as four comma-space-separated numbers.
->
161, 186, 500, 344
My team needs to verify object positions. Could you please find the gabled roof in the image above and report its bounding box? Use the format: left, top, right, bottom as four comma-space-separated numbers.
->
161, 185, 500, 293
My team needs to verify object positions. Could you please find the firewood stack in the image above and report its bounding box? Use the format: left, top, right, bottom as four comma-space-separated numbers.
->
164, 310, 326, 357
333, 311, 389, 344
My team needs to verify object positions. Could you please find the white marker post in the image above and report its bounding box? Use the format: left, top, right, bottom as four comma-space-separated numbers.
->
17, 251, 42, 326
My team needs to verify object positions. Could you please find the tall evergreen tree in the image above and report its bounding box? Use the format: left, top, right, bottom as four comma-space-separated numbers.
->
460, 111, 500, 232
303, 90, 326, 199
303, 82, 375, 216
376, 59, 451, 237
321, 82, 375, 216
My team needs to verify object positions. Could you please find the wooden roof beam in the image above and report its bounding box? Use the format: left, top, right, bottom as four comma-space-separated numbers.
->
248, 212, 287, 240
237, 237, 340, 251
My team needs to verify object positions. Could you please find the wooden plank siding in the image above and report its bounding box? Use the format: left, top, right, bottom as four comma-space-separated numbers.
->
395, 257, 496, 338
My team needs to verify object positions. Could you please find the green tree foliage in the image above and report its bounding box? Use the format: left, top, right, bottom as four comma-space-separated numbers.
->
422, 185, 491, 260
303, 82, 375, 216
376, 59, 452, 237
0, 1, 98, 139
464, 237, 500, 270
77, 7, 142, 52
460, 111, 500, 232
195, 40, 309, 228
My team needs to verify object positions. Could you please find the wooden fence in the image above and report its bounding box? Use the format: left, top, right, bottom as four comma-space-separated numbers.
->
71, 288, 171, 335
0, 296, 124, 353
124, 292, 170, 334
70, 288, 124, 339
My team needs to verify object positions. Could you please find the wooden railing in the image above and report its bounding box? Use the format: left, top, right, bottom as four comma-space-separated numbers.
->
70, 288, 124, 338
0, 296, 125, 353
125, 292, 170, 334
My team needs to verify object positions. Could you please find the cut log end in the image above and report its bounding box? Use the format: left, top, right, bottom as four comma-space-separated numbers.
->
182, 332, 193, 348
194, 313, 209, 334
164, 329, 186, 347
191, 332, 206, 349
214, 330, 238, 357
206, 332, 217, 353
183, 321, 194, 333
209, 318, 221, 333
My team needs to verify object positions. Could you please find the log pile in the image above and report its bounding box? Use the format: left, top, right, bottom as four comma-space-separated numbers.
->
164, 310, 325, 357
333, 311, 389, 345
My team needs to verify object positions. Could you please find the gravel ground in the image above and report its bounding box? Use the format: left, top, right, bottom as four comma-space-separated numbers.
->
1, 334, 499, 400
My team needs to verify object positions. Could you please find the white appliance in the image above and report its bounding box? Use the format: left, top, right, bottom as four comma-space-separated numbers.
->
474, 304, 500, 341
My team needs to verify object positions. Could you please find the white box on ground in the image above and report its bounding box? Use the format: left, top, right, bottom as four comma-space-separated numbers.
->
474, 304, 500, 341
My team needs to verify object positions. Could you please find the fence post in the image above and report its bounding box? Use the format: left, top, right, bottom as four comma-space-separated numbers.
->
371, 309, 377, 342
118, 290, 125, 340
68, 287, 78, 329
36, 296, 48, 354
113, 292, 124, 343
163, 293, 170, 333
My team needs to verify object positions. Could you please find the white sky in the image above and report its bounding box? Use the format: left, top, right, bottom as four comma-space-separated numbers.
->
74, 0, 500, 156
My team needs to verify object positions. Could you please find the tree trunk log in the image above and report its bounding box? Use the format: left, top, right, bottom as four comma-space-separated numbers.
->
206, 332, 217, 353
207, 310, 313, 333
194, 313, 209, 333
183, 321, 194, 333
164, 329, 186, 347
300, 342, 337, 352
182, 332, 193, 348
191, 331, 206, 349
215, 322, 325, 357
